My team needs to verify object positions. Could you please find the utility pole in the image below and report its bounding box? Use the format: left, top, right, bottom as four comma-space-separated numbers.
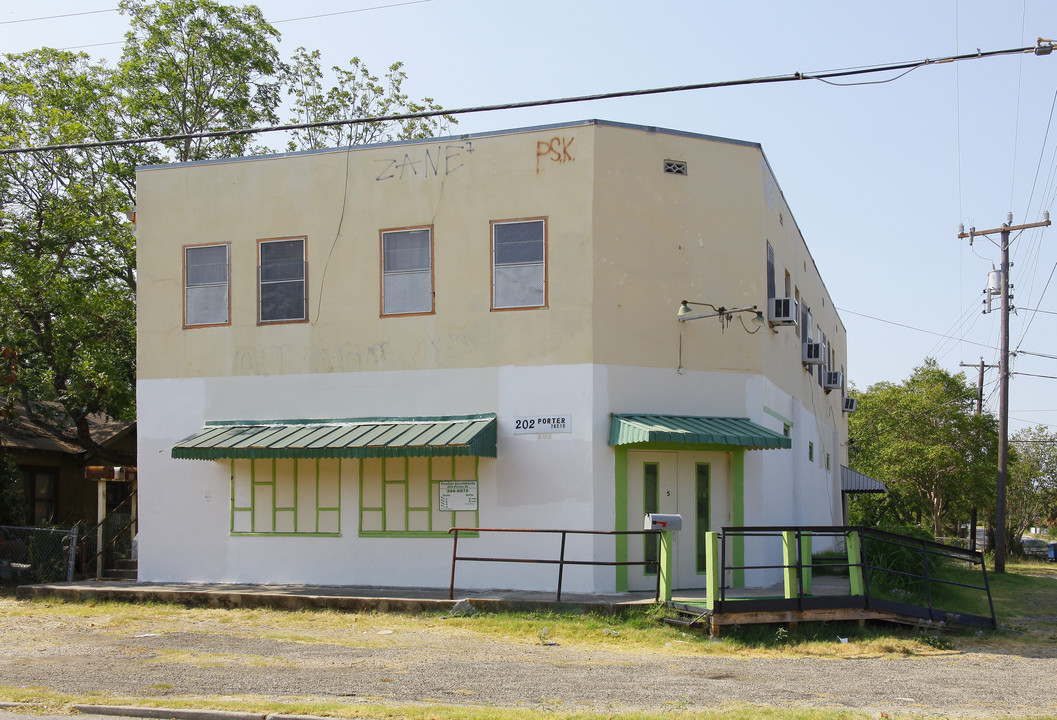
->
959, 213, 1050, 573
959, 358, 996, 552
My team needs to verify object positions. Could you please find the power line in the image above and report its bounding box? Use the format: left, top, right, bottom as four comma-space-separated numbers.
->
272, 0, 430, 24
837, 306, 999, 351
0, 8, 116, 25
24, 1, 432, 51
1, 41, 1050, 156
1019, 349, 1057, 361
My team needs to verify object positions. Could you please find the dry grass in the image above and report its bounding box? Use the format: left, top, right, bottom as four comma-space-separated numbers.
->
3, 562, 1056, 720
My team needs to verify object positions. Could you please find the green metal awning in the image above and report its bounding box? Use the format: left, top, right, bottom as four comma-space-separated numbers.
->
172, 413, 497, 460
609, 414, 792, 450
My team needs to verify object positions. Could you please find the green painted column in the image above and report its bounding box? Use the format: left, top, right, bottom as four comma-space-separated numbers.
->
614, 447, 629, 592
782, 530, 798, 599
705, 531, 720, 611
731, 450, 745, 588
658, 530, 673, 602
847, 531, 864, 596
801, 533, 813, 595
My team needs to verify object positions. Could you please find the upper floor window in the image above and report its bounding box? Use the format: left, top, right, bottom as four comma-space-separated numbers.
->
381, 226, 434, 316
258, 237, 307, 323
492, 218, 546, 310
766, 242, 775, 300
184, 243, 230, 327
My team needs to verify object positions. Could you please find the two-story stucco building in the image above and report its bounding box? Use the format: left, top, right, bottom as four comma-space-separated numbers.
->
136, 119, 852, 594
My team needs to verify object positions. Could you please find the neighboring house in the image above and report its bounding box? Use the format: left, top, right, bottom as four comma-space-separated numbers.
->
0, 405, 136, 528
136, 119, 856, 593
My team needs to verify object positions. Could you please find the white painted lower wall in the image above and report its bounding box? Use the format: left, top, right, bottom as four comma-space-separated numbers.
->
137, 363, 843, 592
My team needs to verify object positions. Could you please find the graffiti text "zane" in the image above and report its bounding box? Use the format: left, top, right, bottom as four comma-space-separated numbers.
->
375, 142, 474, 182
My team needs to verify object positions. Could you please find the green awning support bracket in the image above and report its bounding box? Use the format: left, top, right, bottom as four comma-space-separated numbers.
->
608, 413, 791, 450
172, 413, 497, 460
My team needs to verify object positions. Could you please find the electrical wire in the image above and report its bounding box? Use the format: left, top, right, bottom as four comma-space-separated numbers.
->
0, 42, 1047, 156
0, 8, 116, 25
272, 0, 430, 24
835, 306, 1000, 351
30, 1, 432, 51
1019, 349, 1057, 361
810, 66, 920, 87
1009, 0, 1029, 211
1021, 89, 1057, 221
1014, 256, 1057, 351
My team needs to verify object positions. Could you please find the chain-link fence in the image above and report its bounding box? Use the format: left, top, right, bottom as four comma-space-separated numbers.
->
0, 524, 77, 585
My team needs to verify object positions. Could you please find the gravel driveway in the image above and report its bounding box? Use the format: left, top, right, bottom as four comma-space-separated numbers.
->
2, 600, 1055, 718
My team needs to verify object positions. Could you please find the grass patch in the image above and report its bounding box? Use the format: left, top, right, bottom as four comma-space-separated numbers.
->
0, 687, 935, 720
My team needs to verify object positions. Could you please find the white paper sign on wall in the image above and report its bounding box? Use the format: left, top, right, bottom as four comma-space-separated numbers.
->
512, 415, 571, 434
439, 481, 478, 511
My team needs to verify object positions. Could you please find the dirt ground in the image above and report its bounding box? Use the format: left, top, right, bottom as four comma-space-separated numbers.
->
1, 599, 1056, 718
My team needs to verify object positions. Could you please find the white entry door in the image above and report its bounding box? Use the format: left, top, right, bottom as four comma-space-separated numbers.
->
626, 450, 731, 590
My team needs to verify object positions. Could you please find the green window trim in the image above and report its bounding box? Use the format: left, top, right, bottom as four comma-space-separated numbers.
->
230, 457, 342, 536
763, 406, 793, 428
695, 462, 710, 575
359, 455, 480, 538
643, 462, 659, 575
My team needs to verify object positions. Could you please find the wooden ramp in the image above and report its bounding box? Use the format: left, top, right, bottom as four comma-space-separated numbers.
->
665, 601, 931, 636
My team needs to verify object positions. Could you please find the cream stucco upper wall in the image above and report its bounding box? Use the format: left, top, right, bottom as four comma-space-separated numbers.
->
590, 125, 767, 375
138, 126, 599, 380
137, 120, 848, 420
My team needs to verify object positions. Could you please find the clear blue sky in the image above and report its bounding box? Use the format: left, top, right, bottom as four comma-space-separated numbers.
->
4, 0, 1056, 433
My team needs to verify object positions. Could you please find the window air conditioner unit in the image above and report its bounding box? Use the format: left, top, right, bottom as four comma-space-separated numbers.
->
824, 370, 843, 390
843, 397, 858, 413
802, 342, 824, 365
768, 297, 798, 326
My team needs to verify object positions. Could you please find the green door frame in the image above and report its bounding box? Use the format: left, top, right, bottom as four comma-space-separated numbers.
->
614, 444, 746, 592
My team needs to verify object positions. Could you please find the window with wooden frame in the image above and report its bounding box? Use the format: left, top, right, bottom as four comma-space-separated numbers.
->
380, 226, 434, 316
183, 243, 230, 327
359, 455, 479, 537
258, 237, 307, 323
491, 218, 547, 310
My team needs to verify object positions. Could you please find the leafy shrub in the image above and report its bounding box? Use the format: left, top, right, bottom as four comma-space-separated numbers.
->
862, 525, 943, 604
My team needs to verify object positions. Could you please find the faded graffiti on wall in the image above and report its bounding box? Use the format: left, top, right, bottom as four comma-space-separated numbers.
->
375, 142, 474, 181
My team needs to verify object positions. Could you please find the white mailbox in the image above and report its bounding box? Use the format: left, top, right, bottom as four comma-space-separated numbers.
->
644, 513, 682, 531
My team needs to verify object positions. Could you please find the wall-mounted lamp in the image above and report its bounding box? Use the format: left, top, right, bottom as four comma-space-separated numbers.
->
678, 300, 765, 333
676, 300, 765, 374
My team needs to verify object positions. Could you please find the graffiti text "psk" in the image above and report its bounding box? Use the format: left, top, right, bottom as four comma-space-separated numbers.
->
536, 137, 574, 174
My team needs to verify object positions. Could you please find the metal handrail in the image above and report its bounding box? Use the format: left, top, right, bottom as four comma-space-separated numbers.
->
715, 525, 995, 627
448, 527, 662, 602
79, 490, 137, 576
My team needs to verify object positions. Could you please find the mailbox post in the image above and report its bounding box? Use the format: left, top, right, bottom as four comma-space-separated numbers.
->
644, 513, 682, 601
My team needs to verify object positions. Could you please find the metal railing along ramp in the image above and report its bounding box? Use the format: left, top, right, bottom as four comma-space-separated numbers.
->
446, 524, 996, 634
669, 526, 996, 635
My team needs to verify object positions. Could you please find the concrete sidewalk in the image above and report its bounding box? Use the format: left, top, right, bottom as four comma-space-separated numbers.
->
15, 579, 665, 614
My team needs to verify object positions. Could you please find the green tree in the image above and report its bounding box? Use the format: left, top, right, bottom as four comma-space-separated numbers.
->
0, 454, 27, 526
1008, 426, 1057, 546
117, 0, 282, 162
848, 359, 999, 537
0, 49, 137, 464
281, 47, 455, 151
1, 0, 451, 463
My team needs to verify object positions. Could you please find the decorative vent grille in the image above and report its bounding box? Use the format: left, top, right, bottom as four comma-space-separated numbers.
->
663, 160, 688, 175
